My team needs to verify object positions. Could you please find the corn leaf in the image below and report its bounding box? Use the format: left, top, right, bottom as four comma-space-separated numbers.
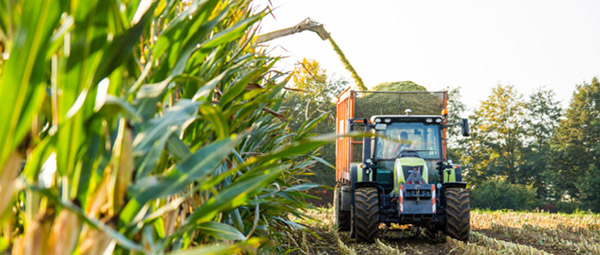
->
121, 137, 237, 224
166, 238, 262, 255
0, 0, 63, 172
179, 168, 285, 230
197, 221, 246, 241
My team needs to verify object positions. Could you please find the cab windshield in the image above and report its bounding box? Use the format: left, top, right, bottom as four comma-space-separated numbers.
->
374, 122, 442, 160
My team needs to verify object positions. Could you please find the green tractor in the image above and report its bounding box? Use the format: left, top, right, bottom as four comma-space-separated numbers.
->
334, 89, 470, 243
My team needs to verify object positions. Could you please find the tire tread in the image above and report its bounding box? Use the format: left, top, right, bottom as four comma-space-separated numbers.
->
354, 187, 379, 243
444, 188, 470, 241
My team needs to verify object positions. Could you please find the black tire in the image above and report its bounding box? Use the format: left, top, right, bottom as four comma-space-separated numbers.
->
334, 185, 351, 231
444, 188, 470, 241
354, 187, 379, 243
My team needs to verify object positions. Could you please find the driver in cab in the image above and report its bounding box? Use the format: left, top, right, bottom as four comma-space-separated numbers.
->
381, 130, 414, 158
393, 131, 414, 157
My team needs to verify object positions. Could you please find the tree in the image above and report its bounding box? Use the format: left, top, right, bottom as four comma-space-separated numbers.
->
525, 88, 562, 147
291, 58, 333, 103
446, 87, 467, 163
551, 77, 600, 210
578, 164, 600, 211
522, 88, 562, 200
462, 85, 527, 186
283, 58, 347, 186
286, 58, 345, 122
470, 179, 539, 211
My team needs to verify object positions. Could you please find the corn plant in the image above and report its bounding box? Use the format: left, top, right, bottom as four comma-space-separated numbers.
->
0, 0, 328, 254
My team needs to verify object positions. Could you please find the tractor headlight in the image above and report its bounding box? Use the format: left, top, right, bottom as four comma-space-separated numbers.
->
435, 118, 442, 123
425, 118, 433, 123
375, 118, 381, 123
384, 118, 391, 123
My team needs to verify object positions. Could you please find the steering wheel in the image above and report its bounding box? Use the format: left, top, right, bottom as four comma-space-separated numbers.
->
396, 149, 429, 158
394, 143, 409, 156
394, 146, 411, 158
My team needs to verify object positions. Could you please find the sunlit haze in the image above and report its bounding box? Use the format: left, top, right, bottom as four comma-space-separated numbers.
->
254, 0, 600, 111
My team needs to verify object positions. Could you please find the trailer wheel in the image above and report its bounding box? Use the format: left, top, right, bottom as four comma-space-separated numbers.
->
334, 185, 351, 231
354, 187, 379, 243
444, 188, 470, 241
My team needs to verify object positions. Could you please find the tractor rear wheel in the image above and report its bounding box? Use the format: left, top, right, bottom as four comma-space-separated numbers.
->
353, 187, 379, 243
444, 188, 470, 241
334, 185, 350, 231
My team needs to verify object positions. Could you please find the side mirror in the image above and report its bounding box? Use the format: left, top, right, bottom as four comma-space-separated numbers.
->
461, 118, 470, 137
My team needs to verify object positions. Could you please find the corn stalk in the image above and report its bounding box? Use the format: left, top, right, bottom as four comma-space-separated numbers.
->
446, 236, 501, 255
469, 231, 551, 255
0, 0, 328, 254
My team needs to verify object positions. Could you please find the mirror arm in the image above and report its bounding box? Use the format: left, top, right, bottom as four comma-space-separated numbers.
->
441, 123, 458, 129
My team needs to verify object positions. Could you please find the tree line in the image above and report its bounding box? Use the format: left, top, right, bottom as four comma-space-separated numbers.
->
454, 78, 600, 212
285, 58, 600, 213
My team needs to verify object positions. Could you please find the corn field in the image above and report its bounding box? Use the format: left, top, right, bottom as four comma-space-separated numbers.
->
0, 0, 330, 254
290, 207, 600, 255
3, 0, 599, 255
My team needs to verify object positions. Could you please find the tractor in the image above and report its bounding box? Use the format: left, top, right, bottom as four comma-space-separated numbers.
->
334, 88, 471, 243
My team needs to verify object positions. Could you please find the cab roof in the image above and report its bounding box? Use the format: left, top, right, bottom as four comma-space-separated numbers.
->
370, 115, 444, 124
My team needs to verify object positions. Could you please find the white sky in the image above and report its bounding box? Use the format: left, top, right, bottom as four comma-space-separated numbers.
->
254, 0, 600, 111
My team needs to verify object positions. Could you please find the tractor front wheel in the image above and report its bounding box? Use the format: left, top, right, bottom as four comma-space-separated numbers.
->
334, 185, 351, 231
444, 188, 470, 241
353, 187, 379, 243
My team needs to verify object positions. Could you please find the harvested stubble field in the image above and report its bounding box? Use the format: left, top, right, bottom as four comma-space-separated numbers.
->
285, 207, 600, 255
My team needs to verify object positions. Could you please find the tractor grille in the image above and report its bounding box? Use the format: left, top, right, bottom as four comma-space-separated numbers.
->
404, 189, 432, 199
402, 166, 423, 184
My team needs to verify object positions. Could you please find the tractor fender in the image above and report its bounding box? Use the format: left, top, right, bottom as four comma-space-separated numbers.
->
442, 182, 467, 189
350, 164, 382, 207
351, 163, 372, 183
350, 164, 379, 192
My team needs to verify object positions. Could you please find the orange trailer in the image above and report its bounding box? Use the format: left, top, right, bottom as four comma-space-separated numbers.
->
335, 88, 449, 183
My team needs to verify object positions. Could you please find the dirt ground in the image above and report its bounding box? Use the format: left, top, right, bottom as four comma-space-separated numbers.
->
286, 207, 600, 255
